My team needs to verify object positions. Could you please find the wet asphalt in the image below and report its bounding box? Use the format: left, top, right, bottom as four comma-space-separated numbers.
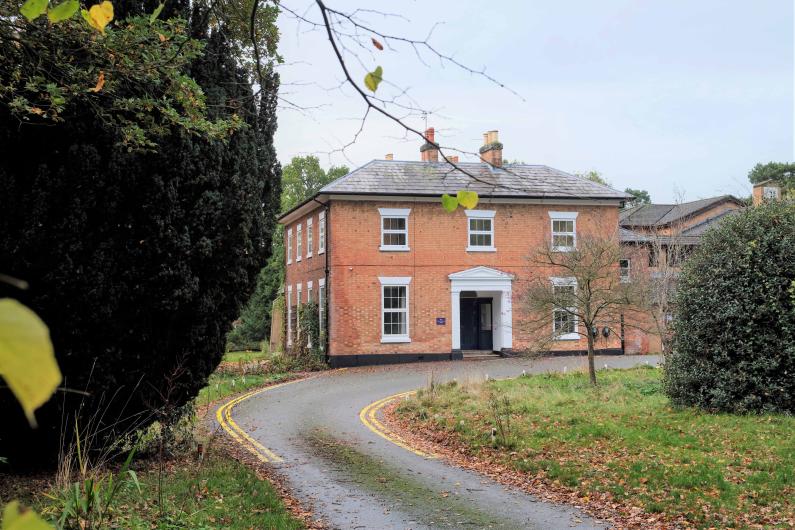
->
225, 355, 660, 530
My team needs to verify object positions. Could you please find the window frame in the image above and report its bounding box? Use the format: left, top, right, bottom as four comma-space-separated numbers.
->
318, 278, 326, 351
296, 283, 302, 341
318, 210, 326, 254
619, 258, 631, 283
307, 217, 313, 258
306, 281, 313, 347
378, 276, 411, 343
763, 186, 779, 200
551, 277, 579, 340
378, 208, 411, 251
287, 228, 293, 265
296, 223, 302, 262
286, 285, 293, 346
465, 209, 496, 252
548, 211, 578, 252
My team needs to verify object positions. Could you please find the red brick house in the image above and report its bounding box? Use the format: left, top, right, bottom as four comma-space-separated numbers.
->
278, 130, 631, 367
619, 195, 747, 354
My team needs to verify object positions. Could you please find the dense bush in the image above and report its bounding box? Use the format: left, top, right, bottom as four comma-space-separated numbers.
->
664, 202, 795, 413
0, 4, 281, 465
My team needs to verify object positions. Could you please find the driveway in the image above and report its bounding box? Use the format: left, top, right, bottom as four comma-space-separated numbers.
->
222, 355, 660, 529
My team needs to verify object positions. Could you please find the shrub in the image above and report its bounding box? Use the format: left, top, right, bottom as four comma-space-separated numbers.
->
0, 14, 281, 464
663, 202, 795, 413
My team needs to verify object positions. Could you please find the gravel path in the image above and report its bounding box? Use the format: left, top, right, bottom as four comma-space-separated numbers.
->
223, 355, 660, 529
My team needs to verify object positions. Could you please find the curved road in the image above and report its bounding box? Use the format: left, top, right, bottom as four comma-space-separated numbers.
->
222, 355, 659, 529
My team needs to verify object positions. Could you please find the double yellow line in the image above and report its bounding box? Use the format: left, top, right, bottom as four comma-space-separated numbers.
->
359, 390, 436, 459
216, 378, 310, 463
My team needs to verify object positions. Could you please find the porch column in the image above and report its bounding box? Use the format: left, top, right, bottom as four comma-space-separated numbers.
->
451, 289, 461, 350
501, 288, 513, 349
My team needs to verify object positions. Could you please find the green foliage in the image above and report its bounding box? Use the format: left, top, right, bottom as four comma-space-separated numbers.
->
575, 169, 611, 187
439, 190, 479, 212
18, 0, 47, 21
747, 161, 795, 191
46, 0, 79, 23
624, 188, 651, 208
664, 202, 795, 413
2, 3, 243, 149
280, 155, 349, 212
45, 448, 140, 530
0, 3, 281, 464
441, 193, 458, 212
364, 65, 383, 92
292, 302, 322, 360
0, 299, 61, 426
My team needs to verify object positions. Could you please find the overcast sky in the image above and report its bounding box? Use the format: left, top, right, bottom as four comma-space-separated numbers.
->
273, 1, 793, 203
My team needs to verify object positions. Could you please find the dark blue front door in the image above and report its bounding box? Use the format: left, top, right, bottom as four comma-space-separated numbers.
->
460, 298, 493, 350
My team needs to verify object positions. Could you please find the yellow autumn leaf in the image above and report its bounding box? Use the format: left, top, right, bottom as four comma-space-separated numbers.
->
1, 501, 53, 530
86, 1, 113, 34
0, 299, 61, 427
456, 190, 479, 209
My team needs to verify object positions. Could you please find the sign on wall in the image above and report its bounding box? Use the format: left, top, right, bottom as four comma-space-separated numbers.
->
436, 317, 446, 325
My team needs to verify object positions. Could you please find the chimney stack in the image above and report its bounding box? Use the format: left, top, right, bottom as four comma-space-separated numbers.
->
752, 180, 782, 206
385, 153, 393, 160
449, 155, 459, 163
479, 130, 503, 167
420, 127, 439, 163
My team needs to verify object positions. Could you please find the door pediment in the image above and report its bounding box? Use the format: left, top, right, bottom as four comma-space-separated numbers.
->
448, 266, 514, 281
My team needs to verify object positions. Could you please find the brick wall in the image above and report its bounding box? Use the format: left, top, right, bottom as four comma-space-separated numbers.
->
283, 204, 328, 348
325, 199, 624, 358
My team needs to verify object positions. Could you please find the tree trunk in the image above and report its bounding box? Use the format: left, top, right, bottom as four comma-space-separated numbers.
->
587, 331, 597, 385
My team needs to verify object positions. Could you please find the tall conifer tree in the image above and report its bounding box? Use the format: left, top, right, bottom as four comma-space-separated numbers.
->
0, 1, 280, 464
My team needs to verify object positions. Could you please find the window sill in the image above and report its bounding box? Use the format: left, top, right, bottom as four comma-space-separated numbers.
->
466, 246, 496, 252
318, 249, 325, 255
553, 333, 580, 341
380, 246, 410, 252
381, 336, 411, 343
296, 257, 302, 262
307, 254, 313, 259
552, 247, 575, 253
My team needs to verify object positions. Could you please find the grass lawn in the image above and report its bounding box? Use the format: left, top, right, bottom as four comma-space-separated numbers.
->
26, 448, 303, 530
196, 370, 292, 406
396, 366, 795, 528
223, 349, 270, 363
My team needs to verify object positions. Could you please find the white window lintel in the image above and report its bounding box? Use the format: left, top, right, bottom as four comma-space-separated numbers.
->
378, 207, 411, 217
465, 209, 496, 219
379, 276, 412, 285
548, 211, 579, 220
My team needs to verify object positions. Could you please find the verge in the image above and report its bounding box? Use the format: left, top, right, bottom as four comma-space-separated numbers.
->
380, 399, 684, 529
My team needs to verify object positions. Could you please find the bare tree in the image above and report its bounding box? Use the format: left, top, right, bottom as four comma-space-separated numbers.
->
523, 232, 647, 385
620, 192, 695, 356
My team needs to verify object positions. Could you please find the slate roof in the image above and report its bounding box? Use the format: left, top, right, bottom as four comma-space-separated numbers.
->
619, 195, 743, 228
680, 208, 741, 236
619, 227, 703, 246
619, 197, 744, 245
318, 160, 631, 200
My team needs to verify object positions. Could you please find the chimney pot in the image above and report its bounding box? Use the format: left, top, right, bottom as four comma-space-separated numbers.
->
385, 153, 393, 160
479, 129, 503, 167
